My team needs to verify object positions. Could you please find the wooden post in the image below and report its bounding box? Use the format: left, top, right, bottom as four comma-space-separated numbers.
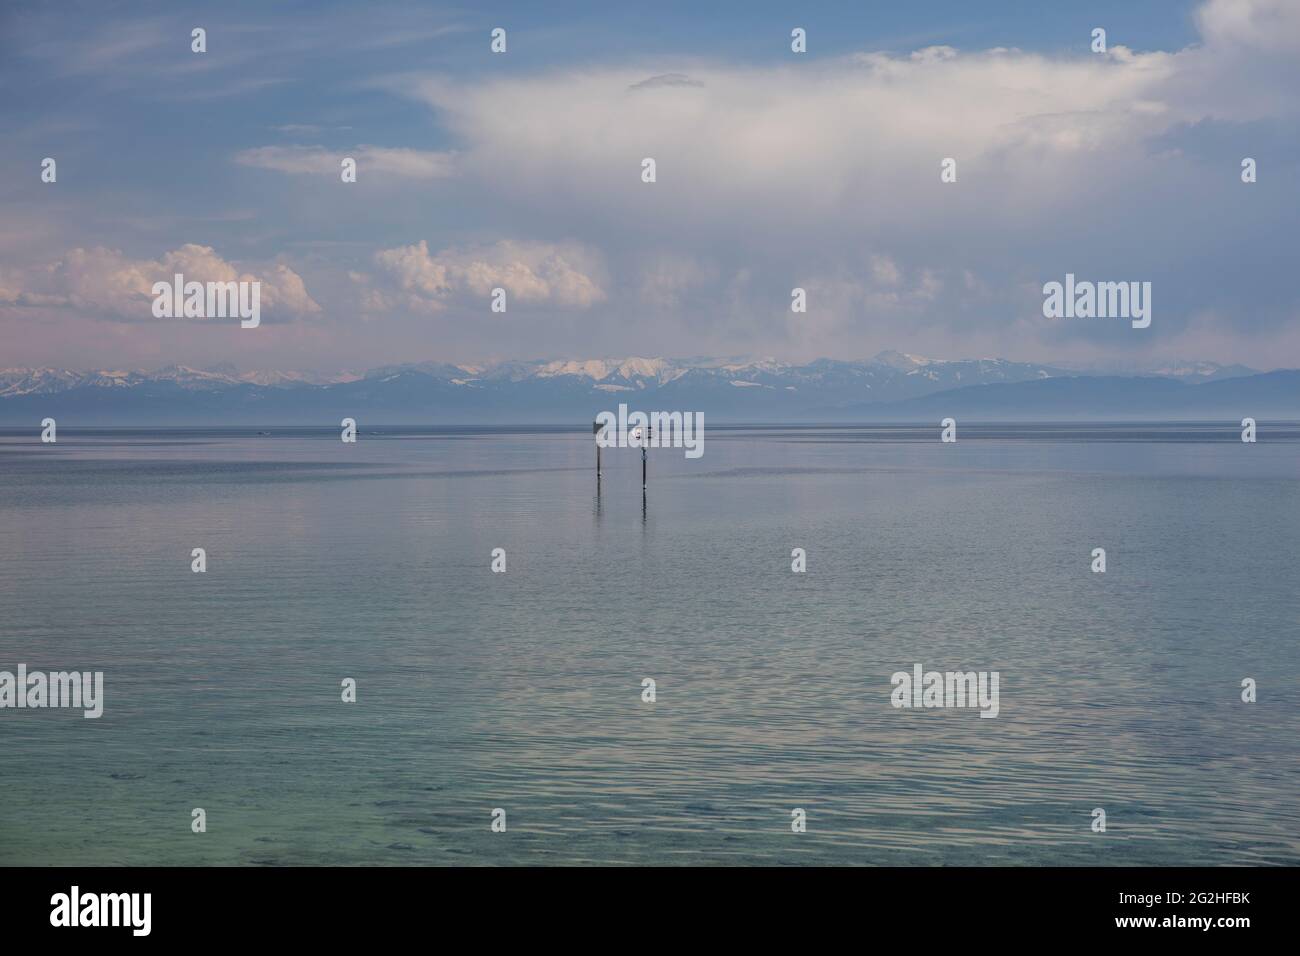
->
593, 420, 602, 479
640, 427, 652, 489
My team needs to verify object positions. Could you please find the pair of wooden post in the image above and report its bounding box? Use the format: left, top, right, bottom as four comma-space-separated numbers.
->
594, 421, 647, 488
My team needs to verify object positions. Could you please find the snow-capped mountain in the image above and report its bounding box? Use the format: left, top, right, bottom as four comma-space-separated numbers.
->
0, 353, 1286, 424
1050, 358, 1258, 384
363, 352, 1068, 396
0, 365, 356, 397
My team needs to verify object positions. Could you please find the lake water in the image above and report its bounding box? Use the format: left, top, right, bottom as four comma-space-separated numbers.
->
1, 423, 1297, 866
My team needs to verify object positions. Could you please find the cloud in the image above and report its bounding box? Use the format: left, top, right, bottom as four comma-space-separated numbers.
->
234, 145, 457, 179
637, 254, 719, 311
628, 73, 704, 91
4, 0, 1298, 369
373, 0, 1298, 361
405, 49, 1194, 224
23, 19, 170, 78
270, 123, 355, 135
1195, 0, 1300, 53
365, 239, 606, 313
869, 255, 902, 288
0, 244, 320, 322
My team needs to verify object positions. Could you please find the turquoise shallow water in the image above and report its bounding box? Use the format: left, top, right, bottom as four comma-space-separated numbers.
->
1, 424, 1297, 866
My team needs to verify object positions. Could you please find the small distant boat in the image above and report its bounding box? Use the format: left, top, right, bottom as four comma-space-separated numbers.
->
257, 430, 271, 436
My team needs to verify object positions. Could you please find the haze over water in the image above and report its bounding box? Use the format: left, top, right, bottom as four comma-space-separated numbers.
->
1, 424, 1297, 865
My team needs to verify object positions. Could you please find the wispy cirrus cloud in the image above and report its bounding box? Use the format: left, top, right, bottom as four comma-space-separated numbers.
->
628, 73, 704, 91
234, 144, 457, 179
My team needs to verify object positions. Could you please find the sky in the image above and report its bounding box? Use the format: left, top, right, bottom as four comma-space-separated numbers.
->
1, 0, 1298, 373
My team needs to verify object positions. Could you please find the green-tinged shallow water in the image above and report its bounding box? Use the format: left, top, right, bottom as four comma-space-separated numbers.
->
1, 424, 1297, 866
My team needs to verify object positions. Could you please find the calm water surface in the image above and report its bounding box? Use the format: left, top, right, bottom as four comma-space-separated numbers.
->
1, 424, 1297, 865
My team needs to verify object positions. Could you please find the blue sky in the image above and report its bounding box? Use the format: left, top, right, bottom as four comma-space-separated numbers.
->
2, 0, 1297, 372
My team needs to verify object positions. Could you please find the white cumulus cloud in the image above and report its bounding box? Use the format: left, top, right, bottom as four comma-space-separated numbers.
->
365, 239, 606, 313
0, 244, 321, 322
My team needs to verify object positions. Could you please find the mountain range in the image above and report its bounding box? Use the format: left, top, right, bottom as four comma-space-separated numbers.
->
0, 352, 1293, 424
